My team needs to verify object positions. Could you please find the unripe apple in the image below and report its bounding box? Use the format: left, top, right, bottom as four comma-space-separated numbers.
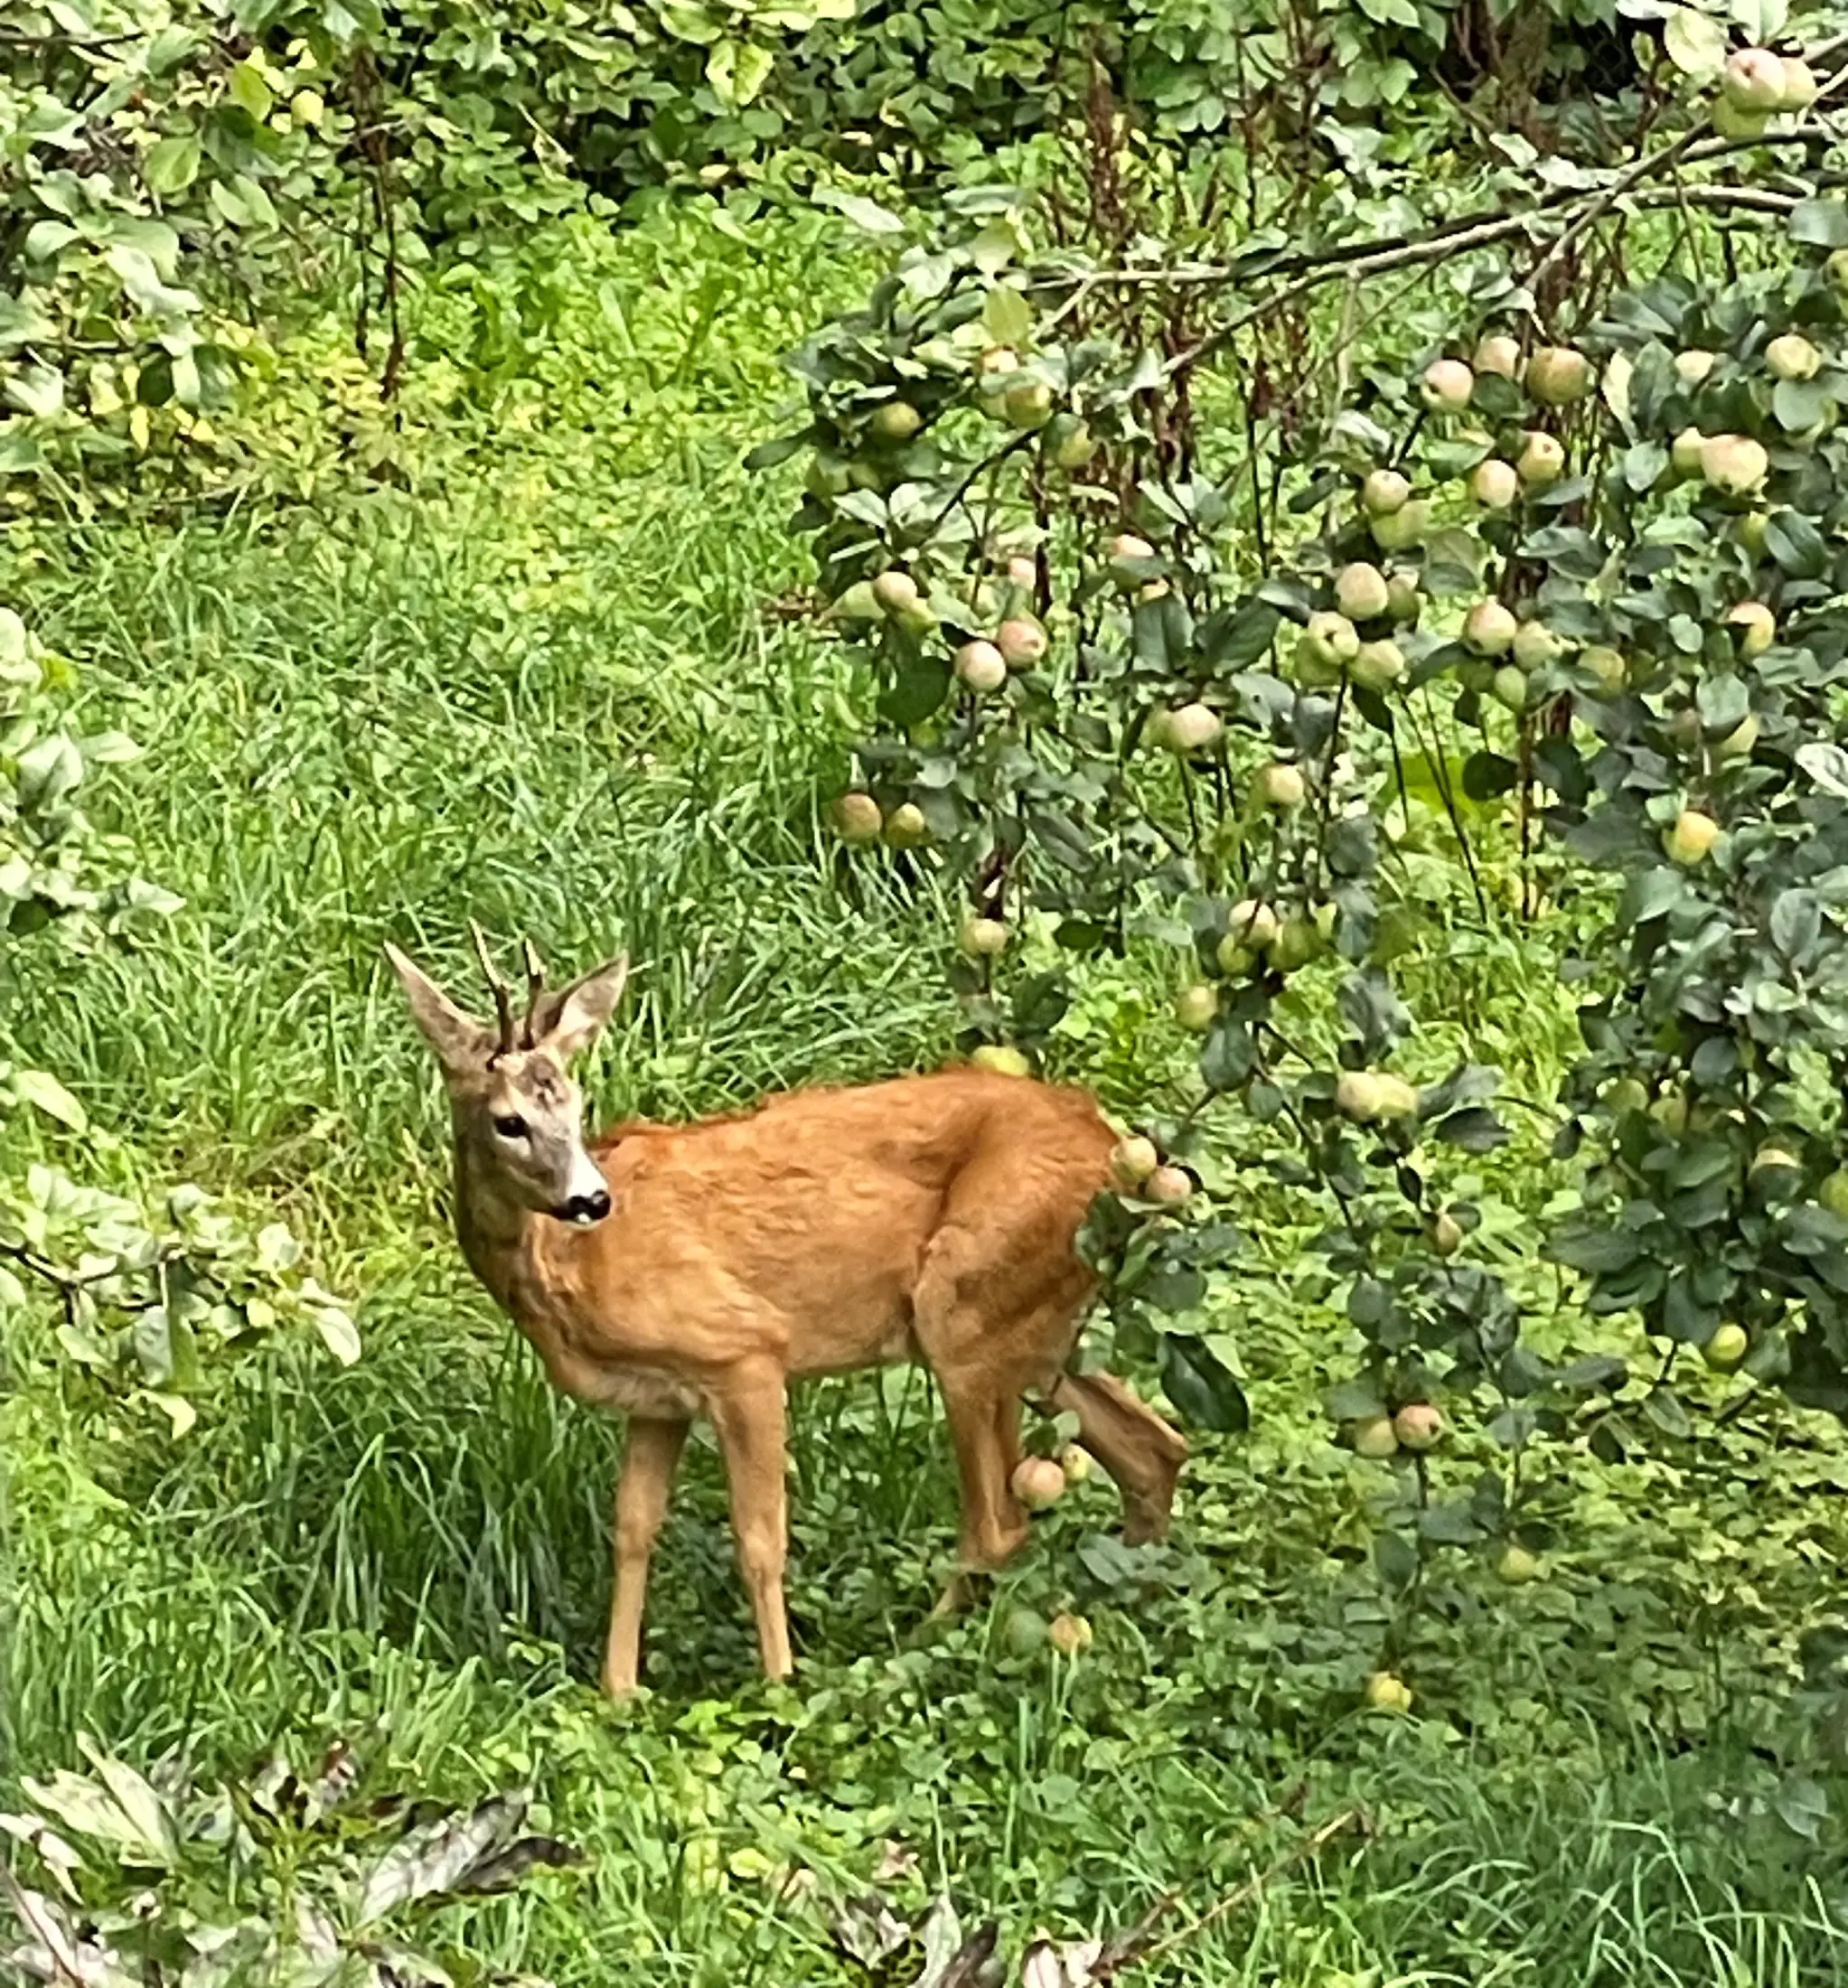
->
1058, 1445, 1092, 1486
1670, 427, 1707, 480
1464, 599, 1519, 656
1369, 500, 1429, 553
1262, 916, 1315, 975
1351, 1414, 1400, 1458
1473, 333, 1522, 380
1496, 1544, 1541, 1584
1003, 554, 1037, 591
1766, 333, 1822, 382
1011, 1457, 1066, 1510
1714, 711, 1759, 760
960, 915, 1009, 958
1047, 1610, 1093, 1655
1421, 358, 1474, 411
1303, 610, 1360, 666
884, 801, 928, 849
1712, 98, 1771, 140
1703, 1323, 1750, 1372
1604, 1076, 1649, 1116
1515, 431, 1565, 487
1225, 899, 1281, 952
1740, 511, 1770, 556
996, 616, 1047, 668
1362, 468, 1412, 516
1512, 619, 1565, 670
1335, 1071, 1387, 1122
1335, 561, 1392, 622
872, 569, 921, 616
1429, 1209, 1464, 1256
1469, 458, 1519, 510
1352, 640, 1407, 692
1525, 345, 1593, 406
977, 345, 1020, 380
806, 452, 852, 497
1491, 665, 1528, 713
1700, 433, 1769, 495
1105, 533, 1156, 585
1385, 573, 1423, 623
1665, 807, 1720, 864
955, 640, 1008, 692
1781, 56, 1818, 109
1674, 349, 1716, 386
970, 1044, 1031, 1076
832, 792, 883, 843
1004, 377, 1055, 430
1581, 645, 1626, 693
1163, 702, 1224, 754
1050, 417, 1095, 469
869, 399, 923, 443
1393, 1402, 1444, 1451
1374, 1074, 1421, 1120
1365, 1671, 1413, 1711
1143, 1165, 1193, 1207
1818, 1168, 1848, 1217
1175, 983, 1218, 1032
1723, 46, 1787, 112
1110, 1135, 1160, 1188
1726, 600, 1775, 656
1257, 762, 1307, 809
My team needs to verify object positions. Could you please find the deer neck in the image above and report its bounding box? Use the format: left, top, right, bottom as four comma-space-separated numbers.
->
452, 1129, 548, 1319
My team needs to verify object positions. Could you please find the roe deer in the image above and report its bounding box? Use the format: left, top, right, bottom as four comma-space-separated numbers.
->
385, 928, 1187, 1694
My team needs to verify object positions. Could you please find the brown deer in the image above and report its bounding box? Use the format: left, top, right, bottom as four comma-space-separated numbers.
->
385, 928, 1187, 1694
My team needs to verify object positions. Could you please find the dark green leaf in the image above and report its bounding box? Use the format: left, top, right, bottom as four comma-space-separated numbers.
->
1159, 1335, 1248, 1432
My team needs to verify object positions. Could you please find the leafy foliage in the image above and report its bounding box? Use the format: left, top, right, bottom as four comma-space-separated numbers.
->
753, 34, 1848, 1614
0, 1736, 577, 1985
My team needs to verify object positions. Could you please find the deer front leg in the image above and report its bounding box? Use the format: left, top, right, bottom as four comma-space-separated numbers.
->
603, 1416, 689, 1697
707, 1364, 793, 1682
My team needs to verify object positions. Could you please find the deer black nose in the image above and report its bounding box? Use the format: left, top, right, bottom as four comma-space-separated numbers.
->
558, 1189, 611, 1227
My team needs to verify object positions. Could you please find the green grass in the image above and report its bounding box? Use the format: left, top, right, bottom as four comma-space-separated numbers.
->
3, 200, 1847, 1986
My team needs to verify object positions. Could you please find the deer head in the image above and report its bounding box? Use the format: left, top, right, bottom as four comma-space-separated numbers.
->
385, 927, 630, 1226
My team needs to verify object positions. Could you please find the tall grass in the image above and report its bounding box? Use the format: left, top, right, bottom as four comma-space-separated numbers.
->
3, 202, 1844, 1987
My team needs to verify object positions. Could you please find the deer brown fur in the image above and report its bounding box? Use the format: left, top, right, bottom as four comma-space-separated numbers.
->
386, 934, 1187, 1693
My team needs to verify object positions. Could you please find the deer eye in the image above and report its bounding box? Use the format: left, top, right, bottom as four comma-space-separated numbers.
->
492, 1113, 529, 1140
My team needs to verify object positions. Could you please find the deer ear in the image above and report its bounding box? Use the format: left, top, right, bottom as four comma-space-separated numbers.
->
384, 942, 495, 1073
533, 955, 629, 1062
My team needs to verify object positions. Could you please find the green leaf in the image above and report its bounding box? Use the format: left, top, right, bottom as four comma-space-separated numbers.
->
12, 1069, 88, 1132
814, 189, 907, 236
1159, 1334, 1248, 1432
143, 135, 202, 196
310, 1305, 361, 1367
1790, 199, 1848, 249
1766, 509, 1826, 578
1796, 741, 1848, 798
1771, 1777, 1829, 1842
1374, 1530, 1420, 1592
983, 286, 1034, 348
1664, 6, 1727, 74
228, 59, 273, 122
1326, 1374, 1387, 1420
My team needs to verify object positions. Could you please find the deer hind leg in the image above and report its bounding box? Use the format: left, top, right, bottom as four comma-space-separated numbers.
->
603, 1415, 690, 1698
707, 1361, 794, 1682
1046, 1369, 1188, 1546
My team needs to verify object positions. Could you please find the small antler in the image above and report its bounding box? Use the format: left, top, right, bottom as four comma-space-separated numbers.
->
521, 937, 547, 1049
469, 921, 517, 1058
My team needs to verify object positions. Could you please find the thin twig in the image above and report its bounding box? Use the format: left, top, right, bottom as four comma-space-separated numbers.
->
1102, 1806, 1369, 1978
